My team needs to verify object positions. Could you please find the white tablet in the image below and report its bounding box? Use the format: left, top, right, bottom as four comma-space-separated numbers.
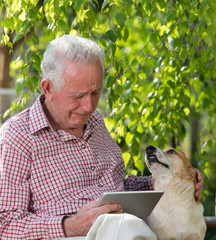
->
96, 191, 163, 218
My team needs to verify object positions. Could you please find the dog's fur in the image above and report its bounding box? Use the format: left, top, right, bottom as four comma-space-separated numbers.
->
145, 145, 206, 240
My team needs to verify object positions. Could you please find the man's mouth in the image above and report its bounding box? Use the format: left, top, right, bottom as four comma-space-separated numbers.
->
72, 112, 90, 117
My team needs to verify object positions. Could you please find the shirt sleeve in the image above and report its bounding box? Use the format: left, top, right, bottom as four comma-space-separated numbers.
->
124, 175, 154, 191
0, 130, 66, 239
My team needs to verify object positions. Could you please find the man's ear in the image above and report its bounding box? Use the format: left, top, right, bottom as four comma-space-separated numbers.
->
41, 79, 54, 100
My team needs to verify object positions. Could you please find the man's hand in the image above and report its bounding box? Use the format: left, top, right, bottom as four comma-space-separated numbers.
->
63, 200, 123, 237
195, 168, 203, 201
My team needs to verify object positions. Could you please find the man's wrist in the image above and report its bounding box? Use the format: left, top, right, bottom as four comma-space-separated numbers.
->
62, 216, 69, 237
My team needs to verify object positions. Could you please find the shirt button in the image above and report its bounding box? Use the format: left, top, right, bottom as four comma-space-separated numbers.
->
81, 144, 86, 149
98, 184, 103, 188
90, 166, 95, 171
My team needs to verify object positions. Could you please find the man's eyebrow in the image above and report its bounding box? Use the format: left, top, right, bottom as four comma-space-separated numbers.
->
71, 87, 102, 97
94, 87, 102, 92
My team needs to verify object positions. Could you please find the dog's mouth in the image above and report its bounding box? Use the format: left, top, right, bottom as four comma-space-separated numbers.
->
147, 153, 169, 168
146, 145, 169, 169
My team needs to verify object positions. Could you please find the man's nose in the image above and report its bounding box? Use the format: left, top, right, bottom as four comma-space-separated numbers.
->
81, 94, 94, 112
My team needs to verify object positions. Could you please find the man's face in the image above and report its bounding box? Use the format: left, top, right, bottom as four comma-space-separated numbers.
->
44, 59, 103, 133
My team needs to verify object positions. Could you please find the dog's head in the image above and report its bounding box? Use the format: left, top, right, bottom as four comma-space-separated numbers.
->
145, 145, 197, 184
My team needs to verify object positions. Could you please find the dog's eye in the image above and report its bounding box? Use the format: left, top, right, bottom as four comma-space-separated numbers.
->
167, 149, 176, 154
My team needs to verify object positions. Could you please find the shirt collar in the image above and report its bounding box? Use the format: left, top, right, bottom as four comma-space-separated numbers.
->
83, 110, 103, 141
29, 94, 51, 134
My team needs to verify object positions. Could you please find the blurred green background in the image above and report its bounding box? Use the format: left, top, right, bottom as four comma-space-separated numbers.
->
0, 0, 215, 238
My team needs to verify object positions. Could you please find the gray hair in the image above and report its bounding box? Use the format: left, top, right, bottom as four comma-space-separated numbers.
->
40, 35, 105, 91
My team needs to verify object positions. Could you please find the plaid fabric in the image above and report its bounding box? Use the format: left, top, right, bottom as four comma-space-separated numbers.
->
0, 94, 153, 240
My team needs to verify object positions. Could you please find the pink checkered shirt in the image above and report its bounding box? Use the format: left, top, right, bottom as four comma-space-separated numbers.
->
0, 94, 153, 239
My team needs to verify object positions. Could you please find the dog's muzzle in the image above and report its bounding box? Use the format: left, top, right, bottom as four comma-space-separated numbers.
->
146, 145, 169, 168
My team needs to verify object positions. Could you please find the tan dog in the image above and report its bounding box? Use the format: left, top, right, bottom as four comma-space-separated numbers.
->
145, 145, 206, 240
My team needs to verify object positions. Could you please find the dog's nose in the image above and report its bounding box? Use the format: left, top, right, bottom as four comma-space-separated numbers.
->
146, 145, 156, 153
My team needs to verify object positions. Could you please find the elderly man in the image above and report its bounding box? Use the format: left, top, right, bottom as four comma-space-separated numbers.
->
0, 35, 203, 240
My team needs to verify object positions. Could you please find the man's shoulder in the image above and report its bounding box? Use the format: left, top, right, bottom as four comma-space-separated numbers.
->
0, 94, 46, 136
91, 110, 104, 121
87, 110, 104, 128
0, 108, 31, 136
0, 108, 34, 155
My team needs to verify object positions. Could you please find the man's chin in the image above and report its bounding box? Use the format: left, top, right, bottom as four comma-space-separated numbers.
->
69, 117, 89, 128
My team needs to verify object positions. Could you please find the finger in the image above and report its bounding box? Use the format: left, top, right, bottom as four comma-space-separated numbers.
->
85, 200, 97, 206
195, 188, 201, 196
195, 187, 202, 200
111, 208, 124, 214
195, 181, 201, 190
197, 172, 202, 181
196, 193, 201, 201
196, 178, 203, 191
195, 168, 202, 180
80, 200, 98, 212
89, 199, 98, 207
97, 203, 122, 214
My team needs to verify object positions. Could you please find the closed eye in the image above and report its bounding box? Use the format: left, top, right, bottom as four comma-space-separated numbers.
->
92, 89, 101, 96
167, 149, 176, 154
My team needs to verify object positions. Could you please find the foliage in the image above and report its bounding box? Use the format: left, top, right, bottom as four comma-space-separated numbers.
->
1, 0, 216, 224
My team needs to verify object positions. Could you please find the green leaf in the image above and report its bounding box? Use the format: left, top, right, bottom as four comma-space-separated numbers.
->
29, 76, 40, 92
8, 17, 16, 32
28, 9, 37, 19
106, 76, 116, 88
22, 91, 31, 103
135, 160, 144, 172
125, 18, 133, 28
101, 0, 109, 11
22, 21, 32, 32
122, 0, 130, 5
13, 34, 23, 44
104, 118, 115, 132
204, 168, 211, 180
33, 62, 41, 73
178, 22, 190, 35
105, 30, 118, 42
16, 20, 22, 32
150, 32, 160, 46
125, 132, 134, 146
115, 13, 127, 28
3, 109, 11, 119
74, 0, 84, 11
113, 83, 123, 95
15, 78, 26, 96
123, 27, 129, 42
10, 101, 16, 113
31, 53, 41, 64
31, 33, 39, 44
58, 19, 67, 29
26, 38, 34, 46
171, 38, 182, 50
1, 17, 15, 32
122, 152, 131, 167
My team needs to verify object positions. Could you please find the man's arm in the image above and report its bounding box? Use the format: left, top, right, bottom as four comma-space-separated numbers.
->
0, 142, 65, 240
124, 175, 154, 191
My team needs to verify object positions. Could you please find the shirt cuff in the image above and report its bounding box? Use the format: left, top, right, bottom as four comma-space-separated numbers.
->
48, 215, 66, 239
148, 175, 154, 190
